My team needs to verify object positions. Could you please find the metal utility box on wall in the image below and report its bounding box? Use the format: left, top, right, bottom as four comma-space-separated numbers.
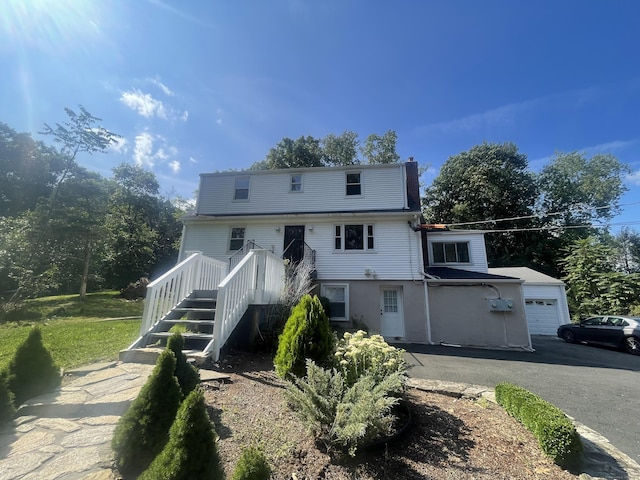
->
487, 298, 514, 312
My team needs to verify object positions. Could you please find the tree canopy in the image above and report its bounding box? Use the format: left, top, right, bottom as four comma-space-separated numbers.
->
251, 130, 400, 169
0, 109, 186, 304
423, 143, 633, 276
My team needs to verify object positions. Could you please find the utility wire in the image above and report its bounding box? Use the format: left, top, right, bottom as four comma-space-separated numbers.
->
481, 220, 640, 234
442, 200, 640, 228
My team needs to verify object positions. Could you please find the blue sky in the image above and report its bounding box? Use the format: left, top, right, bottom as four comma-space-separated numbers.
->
1, 0, 639, 228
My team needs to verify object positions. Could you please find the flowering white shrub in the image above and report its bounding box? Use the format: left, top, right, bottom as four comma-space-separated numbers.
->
333, 330, 407, 387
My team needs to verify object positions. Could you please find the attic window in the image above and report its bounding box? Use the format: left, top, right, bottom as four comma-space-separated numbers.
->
290, 174, 302, 192
346, 172, 361, 196
432, 242, 470, 264
234, 176, 250, 200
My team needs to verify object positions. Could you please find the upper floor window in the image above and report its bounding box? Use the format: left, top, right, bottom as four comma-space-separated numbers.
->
346, 172, 361, 196
290, 174, 302, 192
334, 224, 374, 251
229, 227, 245, 251
234, 176, 250, 200
432, 241, 470, 263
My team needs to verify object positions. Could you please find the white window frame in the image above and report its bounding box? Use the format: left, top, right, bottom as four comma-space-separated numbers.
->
431, 241, 470, 264
228, 227, 246, 251
321, 283, 349, 321
234, 175, 250, 201
290, 173, 303, 192
333, 223, 375, 252
345, 171, 362, 196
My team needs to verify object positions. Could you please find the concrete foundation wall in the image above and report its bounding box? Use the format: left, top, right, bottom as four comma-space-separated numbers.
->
427, 282, 530, 349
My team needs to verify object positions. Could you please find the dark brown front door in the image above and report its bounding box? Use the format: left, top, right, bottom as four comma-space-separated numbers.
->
283, 225, 305, 264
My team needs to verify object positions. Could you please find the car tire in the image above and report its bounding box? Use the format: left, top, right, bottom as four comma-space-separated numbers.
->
561, 330, 575, 343
625, 336, 640, 355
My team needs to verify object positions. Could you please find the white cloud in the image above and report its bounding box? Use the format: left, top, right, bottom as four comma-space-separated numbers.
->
109, 136, 129, 154
147, 77, 174, 96
132, 131, 181, 173
189, 156, 197, 164
181, 110, 189, 122
215, 107, 223, 125
169, 160, 181, 173
627, 171, 640, 186
133, 132, 156, 167
120, 89, 167, 119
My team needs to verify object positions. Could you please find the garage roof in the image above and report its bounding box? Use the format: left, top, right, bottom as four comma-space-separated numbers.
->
488, 267, 564, 285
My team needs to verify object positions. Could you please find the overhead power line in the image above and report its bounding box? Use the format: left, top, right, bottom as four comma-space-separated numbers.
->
442, 201, 640, 228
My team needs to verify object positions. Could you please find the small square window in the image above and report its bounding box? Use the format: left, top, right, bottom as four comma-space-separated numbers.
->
229, 227, 245, 251
234, 176, 250, 200
290, 174, 302, 192
346, 172, 361, 196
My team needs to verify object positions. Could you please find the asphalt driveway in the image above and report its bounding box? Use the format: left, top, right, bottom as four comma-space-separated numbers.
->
405, 335, 640, 463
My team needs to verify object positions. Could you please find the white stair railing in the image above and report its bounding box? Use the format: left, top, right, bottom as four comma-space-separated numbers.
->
207, 249, 285, 361
135, 252, 228, 342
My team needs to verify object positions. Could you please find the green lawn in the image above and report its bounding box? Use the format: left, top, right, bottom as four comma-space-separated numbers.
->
0, 291, 143, 371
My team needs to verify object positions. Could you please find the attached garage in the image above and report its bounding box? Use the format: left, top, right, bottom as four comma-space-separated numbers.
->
489, 267, 571, 336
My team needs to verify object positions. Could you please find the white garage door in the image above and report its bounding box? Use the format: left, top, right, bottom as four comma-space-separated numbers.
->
525, 299, 559, 335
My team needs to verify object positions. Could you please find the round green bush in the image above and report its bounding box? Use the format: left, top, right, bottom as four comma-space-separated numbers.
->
139, 388, 224, 480
6, 327, 60, 406
274, 294, 334, 378
231, 446, 271, 480
112, 349, 182, 478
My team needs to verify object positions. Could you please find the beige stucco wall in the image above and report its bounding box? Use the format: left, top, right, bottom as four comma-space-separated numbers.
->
427, 281, 531, 349
319, 280, 429, 344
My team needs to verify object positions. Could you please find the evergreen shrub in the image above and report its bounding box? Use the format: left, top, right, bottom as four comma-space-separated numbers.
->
6, 327, 61, 406
231, 446, 271, 480
0, 373, 15, 424
167, 332, 200, 396
285, 360, 404, 456
274, 294, 334, 378
139, 388, 224, 480
112, 350, 182, 478
495, 382, 582, 466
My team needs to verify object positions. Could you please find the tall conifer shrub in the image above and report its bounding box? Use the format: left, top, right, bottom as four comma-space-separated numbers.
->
167, 332, 200, 396
6, 327, 60, 406
139, 388, 224, 480
112, 349, 182, 478
274, 294, 334, 378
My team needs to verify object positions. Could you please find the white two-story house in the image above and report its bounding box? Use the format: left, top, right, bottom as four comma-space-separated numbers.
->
127, 160, 538, 362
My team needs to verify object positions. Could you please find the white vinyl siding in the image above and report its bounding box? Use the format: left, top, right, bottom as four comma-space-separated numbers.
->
197, 164, 407, 215
427, 232, 488, 273
181, 216, 421, 281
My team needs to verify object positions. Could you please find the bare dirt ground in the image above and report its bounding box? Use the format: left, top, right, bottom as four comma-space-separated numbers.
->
204, 350, 577, 480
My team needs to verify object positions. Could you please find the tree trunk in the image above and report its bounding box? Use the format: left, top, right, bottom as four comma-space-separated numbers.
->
79, 239, 92, 299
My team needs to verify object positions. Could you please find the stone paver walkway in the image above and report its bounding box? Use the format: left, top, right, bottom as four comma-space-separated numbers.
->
0, 362, 154, 480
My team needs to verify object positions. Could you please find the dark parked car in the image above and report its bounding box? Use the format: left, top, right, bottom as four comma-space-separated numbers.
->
557, 315, 640, 355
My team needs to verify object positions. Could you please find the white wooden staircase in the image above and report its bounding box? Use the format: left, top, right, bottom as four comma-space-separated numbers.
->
121, 249, 285, 364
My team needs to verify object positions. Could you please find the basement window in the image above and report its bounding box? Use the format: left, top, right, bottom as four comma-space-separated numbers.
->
321, 284, 348, 321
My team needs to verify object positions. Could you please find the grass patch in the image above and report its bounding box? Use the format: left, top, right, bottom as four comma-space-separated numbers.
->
0, 292, 143, 371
